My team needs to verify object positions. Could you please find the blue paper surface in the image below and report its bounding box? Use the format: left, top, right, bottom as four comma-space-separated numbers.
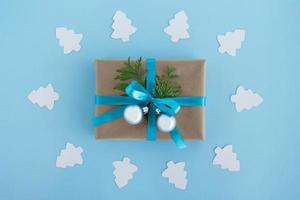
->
0, 0, 299, 199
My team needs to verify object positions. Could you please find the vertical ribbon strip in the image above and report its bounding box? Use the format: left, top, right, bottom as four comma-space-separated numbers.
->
146, 58, 157, 141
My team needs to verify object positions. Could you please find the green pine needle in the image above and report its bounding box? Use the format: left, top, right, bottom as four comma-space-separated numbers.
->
154, 66, 181, 98
114, 57, 181, 97
114, 57, 146, 92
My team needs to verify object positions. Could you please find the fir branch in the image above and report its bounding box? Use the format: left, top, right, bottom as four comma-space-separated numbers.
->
154, 66, 181, 98
114, 57, 146, 92
114, 58, 181, 98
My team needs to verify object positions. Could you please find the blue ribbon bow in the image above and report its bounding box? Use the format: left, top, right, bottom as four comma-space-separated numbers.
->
92, 58, 206, 149
125, 80, 181, 116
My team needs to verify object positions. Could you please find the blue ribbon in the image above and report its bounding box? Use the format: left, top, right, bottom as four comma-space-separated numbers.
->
92, 58, 206, 149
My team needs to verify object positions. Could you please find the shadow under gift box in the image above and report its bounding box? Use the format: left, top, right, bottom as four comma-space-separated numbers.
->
94, 59, 206, 140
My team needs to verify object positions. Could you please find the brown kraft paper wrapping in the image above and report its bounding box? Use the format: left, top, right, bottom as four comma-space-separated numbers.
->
94, 59, 206, 140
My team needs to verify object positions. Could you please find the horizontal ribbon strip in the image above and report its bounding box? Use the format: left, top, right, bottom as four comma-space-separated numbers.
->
92, 106, 126, 127
95, 95, 141, 105
95, 95, 206, 107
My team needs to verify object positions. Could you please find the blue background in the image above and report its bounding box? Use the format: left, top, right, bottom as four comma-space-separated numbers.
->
0, 0, 299, 199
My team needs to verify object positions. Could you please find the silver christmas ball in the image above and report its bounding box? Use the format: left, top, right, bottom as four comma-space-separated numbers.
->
123, 105, 143, 125
157, 114, 176, 132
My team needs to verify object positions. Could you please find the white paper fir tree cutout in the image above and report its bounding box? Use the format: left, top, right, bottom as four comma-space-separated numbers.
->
231, 85, 263, 112
56, 143, 83, 168
28, 84, 59, 110
111, 10, 137, 42
213, 145, 240, 172
164, 11, 190, 43
162, 161, 187, 190
56, 27, 83, 54
217, 29, 245, 56
113, 157, 138, 188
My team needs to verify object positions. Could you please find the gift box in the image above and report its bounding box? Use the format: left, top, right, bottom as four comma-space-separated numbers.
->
93, 59, 206, 143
